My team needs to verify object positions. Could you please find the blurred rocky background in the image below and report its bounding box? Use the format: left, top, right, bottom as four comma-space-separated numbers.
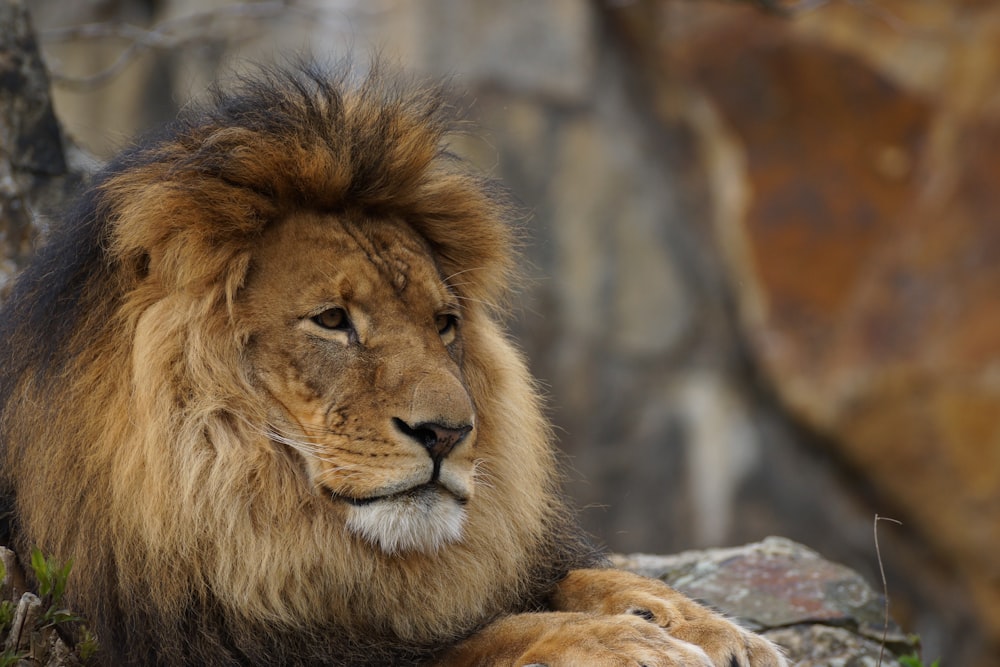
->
7, 0, 999, 664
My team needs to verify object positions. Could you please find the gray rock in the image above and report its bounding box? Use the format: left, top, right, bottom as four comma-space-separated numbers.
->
614, 537, 918, 664
766, 624, 904, 667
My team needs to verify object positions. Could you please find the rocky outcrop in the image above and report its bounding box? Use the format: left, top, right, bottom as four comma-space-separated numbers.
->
605, 2, 1000, 658
616, 537, 917, 666
0, 0, 76, 297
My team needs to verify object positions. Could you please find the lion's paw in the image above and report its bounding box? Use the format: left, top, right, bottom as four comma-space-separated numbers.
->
439, 612, 714, 667
514, 614, 713, 667
551, 569, 788, 667
631, 607, 787, 667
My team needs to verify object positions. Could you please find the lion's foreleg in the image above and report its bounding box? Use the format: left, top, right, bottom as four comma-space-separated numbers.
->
435, 610, 710, 667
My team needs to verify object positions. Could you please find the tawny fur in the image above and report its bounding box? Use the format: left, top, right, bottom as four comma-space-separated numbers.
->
0, 64, 597, 666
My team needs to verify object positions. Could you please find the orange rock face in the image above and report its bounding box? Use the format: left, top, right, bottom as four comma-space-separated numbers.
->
611, 0, 1000, 645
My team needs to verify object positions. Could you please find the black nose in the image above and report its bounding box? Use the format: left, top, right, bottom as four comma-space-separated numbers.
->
394, 418, 472, 462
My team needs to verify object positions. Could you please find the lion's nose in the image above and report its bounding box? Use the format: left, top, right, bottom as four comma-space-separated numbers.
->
393, 418, 472, 463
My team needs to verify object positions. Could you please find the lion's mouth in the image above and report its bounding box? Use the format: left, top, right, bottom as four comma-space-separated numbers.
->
341, 481, 469, 554
332, 482, 468, 507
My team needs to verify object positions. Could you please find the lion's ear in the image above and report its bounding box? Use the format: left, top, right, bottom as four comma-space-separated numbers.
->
99, 166, 271, 293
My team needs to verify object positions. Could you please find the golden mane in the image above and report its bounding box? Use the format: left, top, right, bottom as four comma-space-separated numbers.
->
0, 64, 598, 666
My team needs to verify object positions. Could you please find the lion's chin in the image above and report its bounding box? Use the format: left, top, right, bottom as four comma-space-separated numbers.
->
343, 485, 467, 555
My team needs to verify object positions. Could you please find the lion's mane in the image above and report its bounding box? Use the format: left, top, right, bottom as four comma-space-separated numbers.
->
0, 64, 598, 666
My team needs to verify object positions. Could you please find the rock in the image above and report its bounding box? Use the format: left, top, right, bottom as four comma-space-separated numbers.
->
0, 0, 88, 300
4, 591, 41, 655
604, 0, 1000, 652
0, 546, 27, 601
42, 632, 83, 667
614, 537, 918, 664
392, 0, 597, 104
767, 625, 905, 667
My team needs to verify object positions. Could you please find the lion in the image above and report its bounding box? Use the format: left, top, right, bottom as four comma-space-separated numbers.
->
0, 64, 786, 666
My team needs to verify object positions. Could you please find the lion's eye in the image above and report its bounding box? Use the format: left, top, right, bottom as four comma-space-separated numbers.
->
436, 313, 459, 340
312, 308, 351, 331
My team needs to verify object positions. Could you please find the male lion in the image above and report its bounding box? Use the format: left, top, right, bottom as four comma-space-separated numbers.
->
0, 65, 786, 666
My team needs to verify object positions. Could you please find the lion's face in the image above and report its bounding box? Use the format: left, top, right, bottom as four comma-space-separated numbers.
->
238, 211, 478, 554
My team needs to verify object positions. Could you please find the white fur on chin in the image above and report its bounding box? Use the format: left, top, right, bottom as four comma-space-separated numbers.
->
345, 489, 467, 555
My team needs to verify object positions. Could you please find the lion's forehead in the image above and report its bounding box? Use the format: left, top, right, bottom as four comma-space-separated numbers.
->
346, 219, 441, 298
251, 212, 451, 314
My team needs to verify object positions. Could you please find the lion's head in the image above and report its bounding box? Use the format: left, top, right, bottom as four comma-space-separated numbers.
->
0, 64, 597, 665
241, 211, 479, 554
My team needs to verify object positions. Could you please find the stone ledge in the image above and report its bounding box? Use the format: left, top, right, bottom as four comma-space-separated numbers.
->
614, 537, 918, 665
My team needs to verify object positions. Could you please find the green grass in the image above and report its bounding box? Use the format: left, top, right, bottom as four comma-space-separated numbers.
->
0, 648, 27, 667
29, 547, 83, 628
899, 653, 941, 667
0, 600, 13, 636
0, 547, 98, 663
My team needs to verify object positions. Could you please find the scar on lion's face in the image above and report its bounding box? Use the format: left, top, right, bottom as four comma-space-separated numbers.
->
238, 211, 477, 554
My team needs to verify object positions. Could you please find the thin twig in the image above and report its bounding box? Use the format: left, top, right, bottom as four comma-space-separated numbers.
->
874, 514, 902, 667
39, 0, 383, 90
757, 0, 833, 14
42, 1, 293, 46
